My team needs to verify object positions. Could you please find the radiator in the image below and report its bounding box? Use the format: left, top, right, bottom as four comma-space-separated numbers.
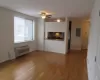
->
14, 45, 30, 57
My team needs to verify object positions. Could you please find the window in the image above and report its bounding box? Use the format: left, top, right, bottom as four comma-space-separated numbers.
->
14, 17, 34, 43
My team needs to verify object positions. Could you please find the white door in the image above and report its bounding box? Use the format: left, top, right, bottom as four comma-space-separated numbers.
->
81, 21, 90, 49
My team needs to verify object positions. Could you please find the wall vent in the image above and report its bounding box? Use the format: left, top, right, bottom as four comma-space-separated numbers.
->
14, 45, 29, 57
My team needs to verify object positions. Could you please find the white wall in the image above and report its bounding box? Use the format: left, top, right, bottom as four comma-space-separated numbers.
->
87, 0, 100, 80
0, 7, 37, 63
37, 18, 45, 51
70, 19, 82, 50
45, 22, 68, 54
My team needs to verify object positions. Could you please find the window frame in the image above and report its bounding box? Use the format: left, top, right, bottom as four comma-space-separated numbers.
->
14, 16, 35, 43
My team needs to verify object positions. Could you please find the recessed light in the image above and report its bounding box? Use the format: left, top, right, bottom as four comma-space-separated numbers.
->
57, 19, 61, 22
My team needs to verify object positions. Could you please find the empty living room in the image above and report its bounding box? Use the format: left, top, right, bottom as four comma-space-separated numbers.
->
0, 0, 100, 80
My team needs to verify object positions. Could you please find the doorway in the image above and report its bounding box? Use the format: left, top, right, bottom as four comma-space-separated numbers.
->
68, 21, 72, 51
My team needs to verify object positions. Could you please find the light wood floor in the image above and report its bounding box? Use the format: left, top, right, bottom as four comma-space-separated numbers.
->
0, 50, 88, 80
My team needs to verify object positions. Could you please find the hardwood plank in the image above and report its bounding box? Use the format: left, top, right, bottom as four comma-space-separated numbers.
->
0, 50, 88, 80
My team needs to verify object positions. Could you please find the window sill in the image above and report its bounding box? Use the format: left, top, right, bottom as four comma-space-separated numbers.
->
14, 40, 35, 44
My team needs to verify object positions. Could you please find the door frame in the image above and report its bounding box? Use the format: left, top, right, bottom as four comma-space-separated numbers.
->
68, 21, 72, 51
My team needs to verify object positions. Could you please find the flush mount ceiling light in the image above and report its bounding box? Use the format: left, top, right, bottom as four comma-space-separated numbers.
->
40, 12, 46, 19
40, 11, 52, 19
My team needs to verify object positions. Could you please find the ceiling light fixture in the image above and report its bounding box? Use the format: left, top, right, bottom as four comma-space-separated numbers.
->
40, 11, 52, 19
41, 12, 46, 19
41, 15, 46, 19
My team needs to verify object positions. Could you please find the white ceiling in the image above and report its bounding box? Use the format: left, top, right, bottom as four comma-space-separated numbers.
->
0, 0, 94, 18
